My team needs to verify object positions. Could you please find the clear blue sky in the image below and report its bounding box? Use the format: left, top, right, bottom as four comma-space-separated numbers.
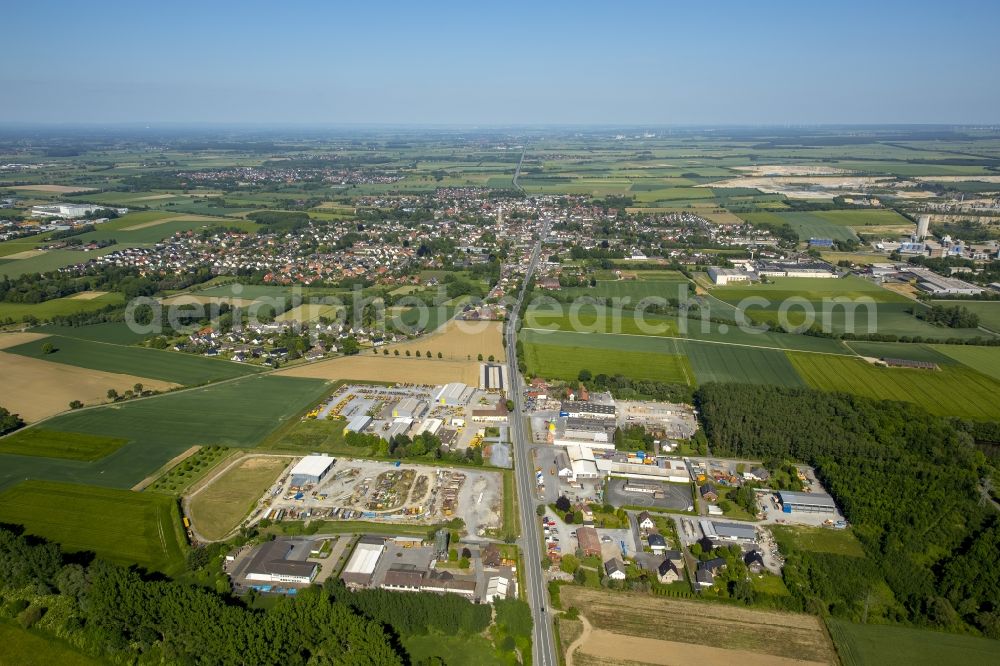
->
4, 0, 999, 125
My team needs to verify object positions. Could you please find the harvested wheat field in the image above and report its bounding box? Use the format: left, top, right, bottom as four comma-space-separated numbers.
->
0, 332, 50, 349
0, 351, 178, 422
276, 303, 343, 323
3, 249, 47, 260
121, 214, 224, 230
70, 290, 109, 300
7, 184, 96, 193
387, 320, 504, 361
277, 355, 481, 385
560, 587, 837, 666
159, 294, 256, 308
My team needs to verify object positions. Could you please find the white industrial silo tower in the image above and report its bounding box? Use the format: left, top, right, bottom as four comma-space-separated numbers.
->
915, 215, 930, 240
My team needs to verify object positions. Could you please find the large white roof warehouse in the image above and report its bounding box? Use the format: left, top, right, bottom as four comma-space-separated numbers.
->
289, 455, 335, 485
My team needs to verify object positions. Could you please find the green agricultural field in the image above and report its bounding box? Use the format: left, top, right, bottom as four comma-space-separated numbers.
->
930, 344, 1000, 382
681, 340, 806, 387
188, 455, 290, 540
769, 525, 865, 557
0, 292, 125, 323
0, 429, 127, 461
35, 322, 152, 345
788, 352, 1000, 420
742, 211, 859, 242
0, 247, 120, 279
826, 618, 1000, 666
843, 341, 960, 366
931, 299, 1000, 332
524, 341, 693, 384
0, 480, 187, 574
0, 623, 103, 666
558, 277, 692, 301
525, 307, 680, 337
0, 375, 330, 492
711, 275, 908, 304
6, 335, 260, 384
265, 417, 355, 456
403, 634, 507, 666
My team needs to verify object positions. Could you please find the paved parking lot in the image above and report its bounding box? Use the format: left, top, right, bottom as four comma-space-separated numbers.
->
606, 478, 691, 511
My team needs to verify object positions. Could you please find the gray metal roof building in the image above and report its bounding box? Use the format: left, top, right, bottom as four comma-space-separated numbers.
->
778, 490, 837, 514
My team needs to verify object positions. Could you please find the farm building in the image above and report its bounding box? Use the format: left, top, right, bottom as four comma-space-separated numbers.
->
344, 413, 372, 434
289, 455, 335, 486
244, 540, 318, 585
480, 362, 509, 393
707, 267, 752, 285
576, 526, 602, 557
778, 490, 837, 514
341, 536, 386, 588
432, 382, 474, 406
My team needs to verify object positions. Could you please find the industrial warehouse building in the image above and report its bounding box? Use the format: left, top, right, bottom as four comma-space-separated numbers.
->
341, 536, 386, 588
289, 455, 335, 487
480, 362, 509, 393
707, 267, 752, 285
778, 490, 837, 514
432, 382, 475, 406
29, 203, 128, 219
701, 520, 757, 542
560, 401, 616, 419
244, 540, 319, 585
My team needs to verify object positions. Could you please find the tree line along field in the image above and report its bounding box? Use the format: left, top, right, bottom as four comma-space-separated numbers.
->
6, 334, 261, 385
826, 618, 1000, 666
0, 480, 187, 574
932, 299, 1000, 332
0, 374, 330, 493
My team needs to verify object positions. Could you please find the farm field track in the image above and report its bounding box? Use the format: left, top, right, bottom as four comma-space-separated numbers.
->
843, 341, 960, 365
6, 334, 261, 384
0, 429, 128, 461
276, 354, 482, 385
0, 350, 177, 422
560, 587, 837, 666
120, 213, 225, 230
825, 618, 1000, 666
0, 374, 329, 492
386, 319, 505, 361
188, 455, 290, 540
930, 344, 1000, 381
787, 352, 1000, 420
0, 480, 186, 573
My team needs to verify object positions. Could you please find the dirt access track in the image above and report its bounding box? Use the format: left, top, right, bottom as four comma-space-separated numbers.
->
560, 587, 837, 666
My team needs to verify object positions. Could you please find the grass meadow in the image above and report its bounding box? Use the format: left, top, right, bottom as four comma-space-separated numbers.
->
826, 618, 1000, 666
0, 430, 128, 461
0, 480, 187, 573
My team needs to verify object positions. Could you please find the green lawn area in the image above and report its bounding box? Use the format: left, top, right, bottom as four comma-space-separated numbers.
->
0, 623, 103, 666
0, 480, 187, 574
188, 455, 290, 540
6, 335, 260, 385
0, 430, 127, 461
558, 277, 692, 301
0, 292, 124, 323
751, 574, 790, 596
788, 352, 1000, 420
402, 633, 508, 666
0, 375, 330, 492
826, 618, 1000, 666
523, 340, 693, 384
769, 525, 866, 557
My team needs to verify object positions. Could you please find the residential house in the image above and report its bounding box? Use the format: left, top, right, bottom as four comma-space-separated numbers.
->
700, 482, 718, 502
604, 557, 627, 581
647, 533, 667, 554
637, 511, 655, 531
657, 558, 681, 584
